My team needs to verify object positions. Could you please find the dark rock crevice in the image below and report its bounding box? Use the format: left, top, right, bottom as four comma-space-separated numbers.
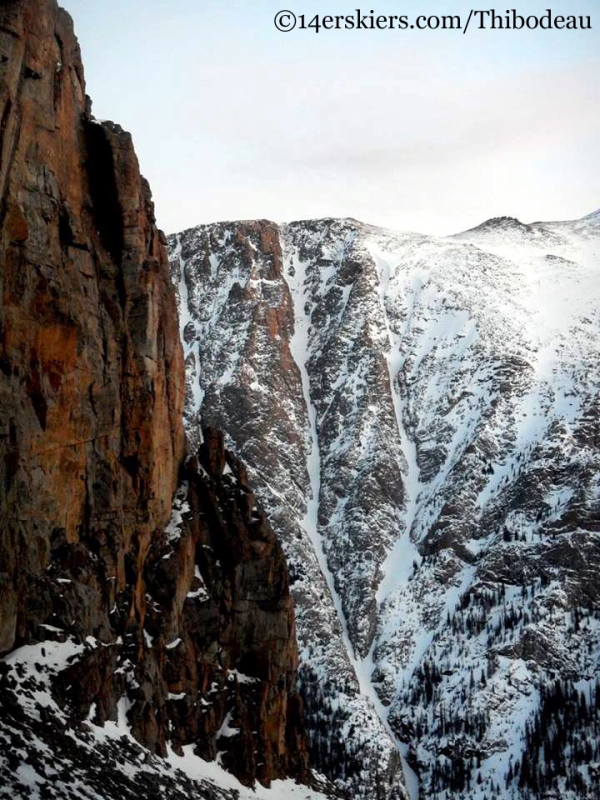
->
85, 119, 125, 265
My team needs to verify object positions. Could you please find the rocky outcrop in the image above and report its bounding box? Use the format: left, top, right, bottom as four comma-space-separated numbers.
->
0, 1, 313, 795
140, 428, 308, 784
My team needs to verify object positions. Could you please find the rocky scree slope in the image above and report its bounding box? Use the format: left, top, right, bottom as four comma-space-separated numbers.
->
0, 2, 321, 798
169, 210, 600, 800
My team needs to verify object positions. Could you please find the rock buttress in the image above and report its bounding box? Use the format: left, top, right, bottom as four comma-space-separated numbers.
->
0, 0, 311, 791
0, 0, 186, 652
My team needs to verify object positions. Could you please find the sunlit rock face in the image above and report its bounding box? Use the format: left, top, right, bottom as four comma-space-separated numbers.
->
0, 3, 316, 798
0, 0, 185, 655
170, 209, 600, 800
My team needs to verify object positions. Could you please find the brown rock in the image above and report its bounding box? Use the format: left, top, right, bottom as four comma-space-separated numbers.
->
0, 0, 311, 793
0, 0, 185, 652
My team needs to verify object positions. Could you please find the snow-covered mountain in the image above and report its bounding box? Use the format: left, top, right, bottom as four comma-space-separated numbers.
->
168, 210, 600, 800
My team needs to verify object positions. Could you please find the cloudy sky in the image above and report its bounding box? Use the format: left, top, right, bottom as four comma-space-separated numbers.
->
66, 0, 599, 236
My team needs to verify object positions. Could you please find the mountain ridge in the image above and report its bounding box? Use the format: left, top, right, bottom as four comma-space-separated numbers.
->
169, 208, 600, 243
169, 207, 600, 799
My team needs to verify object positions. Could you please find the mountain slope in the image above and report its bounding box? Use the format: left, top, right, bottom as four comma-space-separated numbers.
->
169, 211, 600, 799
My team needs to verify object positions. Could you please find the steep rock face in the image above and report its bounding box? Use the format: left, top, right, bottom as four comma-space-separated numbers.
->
170, 212, 600, 799
0, 2, 315, 796
0, 0, 185, 653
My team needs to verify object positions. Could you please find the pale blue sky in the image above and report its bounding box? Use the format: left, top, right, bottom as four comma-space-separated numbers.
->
65, 0, 599, 235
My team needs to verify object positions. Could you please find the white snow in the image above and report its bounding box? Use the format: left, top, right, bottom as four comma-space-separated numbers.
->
370, 247, 423, 606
